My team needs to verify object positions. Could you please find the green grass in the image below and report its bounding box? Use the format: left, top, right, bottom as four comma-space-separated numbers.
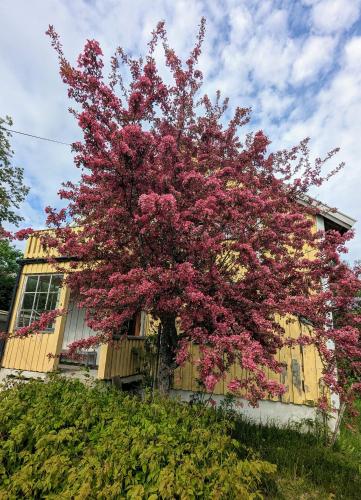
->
232, 400, 361, 499
339, 400, 361, 467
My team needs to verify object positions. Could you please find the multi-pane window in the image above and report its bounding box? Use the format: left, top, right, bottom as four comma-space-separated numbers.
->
16, 274, 63, 331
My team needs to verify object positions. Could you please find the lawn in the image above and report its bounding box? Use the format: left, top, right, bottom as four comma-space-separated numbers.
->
233, 400, 361, 499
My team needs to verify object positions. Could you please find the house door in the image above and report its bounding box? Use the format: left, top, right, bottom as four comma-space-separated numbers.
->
61, 297, 99, 366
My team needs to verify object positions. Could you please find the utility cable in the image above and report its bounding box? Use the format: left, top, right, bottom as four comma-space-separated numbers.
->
1, 127, 71, 146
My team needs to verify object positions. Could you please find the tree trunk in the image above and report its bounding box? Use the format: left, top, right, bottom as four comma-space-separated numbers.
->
156, 314, 178, 395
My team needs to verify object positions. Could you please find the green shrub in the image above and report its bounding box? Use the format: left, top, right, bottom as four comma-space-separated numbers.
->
0, 376, 275, 499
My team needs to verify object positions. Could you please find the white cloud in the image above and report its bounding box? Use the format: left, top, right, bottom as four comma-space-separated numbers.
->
292, 36, 336, 84
247, 35, 297, 90
215, 5, 296, 97
310, 0, 361, 34
279, 35, 361, 261
228, 5, 253, 44
344, 35, 361, 69
257, 89, 294, 119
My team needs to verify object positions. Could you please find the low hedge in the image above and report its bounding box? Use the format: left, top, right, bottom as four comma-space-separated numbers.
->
0, 376, 275, 499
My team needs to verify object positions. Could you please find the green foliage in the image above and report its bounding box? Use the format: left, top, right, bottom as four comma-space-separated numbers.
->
339, 399, 361, 472
0, 240, 22, 311
0, 376, 275, 499
1, 376, 359, 499
137, 333, 159, 388
186, 389, 361, 498
0, 116, 29, 227
233, 411, 361, 499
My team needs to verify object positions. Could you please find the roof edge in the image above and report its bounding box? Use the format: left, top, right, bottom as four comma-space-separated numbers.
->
298, 195, 356, 230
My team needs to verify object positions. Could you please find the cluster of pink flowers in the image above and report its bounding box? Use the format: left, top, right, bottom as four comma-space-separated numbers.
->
9, 309, 63, 338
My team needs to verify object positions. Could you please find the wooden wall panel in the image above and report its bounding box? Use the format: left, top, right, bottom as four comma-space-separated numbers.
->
171, 316, 323, 407
100, 309, 323, 407
1, 262, 69, 373
99, 338, 146, 380
287, 317, 305, 405
25, 233, 59, 259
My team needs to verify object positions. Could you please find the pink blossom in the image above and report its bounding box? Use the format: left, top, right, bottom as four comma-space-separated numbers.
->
228, 379, 242, 393
204, 375, 218, 391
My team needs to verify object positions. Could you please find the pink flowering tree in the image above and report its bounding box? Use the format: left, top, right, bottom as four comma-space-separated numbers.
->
16, 20, 361, 404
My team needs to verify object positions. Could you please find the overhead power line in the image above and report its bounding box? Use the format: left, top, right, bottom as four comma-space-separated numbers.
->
1, 127, 71, 146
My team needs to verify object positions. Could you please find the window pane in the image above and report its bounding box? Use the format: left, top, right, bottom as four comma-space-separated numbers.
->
32, 310, 43, 321
49, 275, 63, 292
22, 293, 36, 309
38, 275, 51, 293
46, 292, 59, 311
34, 293, 47, 311
25, 276, 38, 293
18, 310, 32, 327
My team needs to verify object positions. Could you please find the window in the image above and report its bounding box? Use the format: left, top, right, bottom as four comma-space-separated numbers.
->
121, 313, 140, 336
16, 274, 63, 331
115, 312, 143, 339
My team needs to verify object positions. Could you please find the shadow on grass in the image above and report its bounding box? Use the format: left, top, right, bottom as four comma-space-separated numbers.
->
232, 417, 361, 499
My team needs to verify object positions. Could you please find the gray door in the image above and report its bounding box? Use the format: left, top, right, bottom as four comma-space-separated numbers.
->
61, 297, 99, 365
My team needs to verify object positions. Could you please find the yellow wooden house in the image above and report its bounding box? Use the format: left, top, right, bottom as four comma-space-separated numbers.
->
0, 208, 356, 427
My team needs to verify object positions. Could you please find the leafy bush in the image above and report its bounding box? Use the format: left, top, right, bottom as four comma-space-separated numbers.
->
0, 376, 275, 499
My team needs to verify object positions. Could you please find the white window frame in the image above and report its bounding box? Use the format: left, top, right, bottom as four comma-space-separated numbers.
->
16, 274, 63, 332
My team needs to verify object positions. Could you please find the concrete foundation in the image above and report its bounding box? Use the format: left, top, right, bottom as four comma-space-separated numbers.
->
0, 367, 47, 383
0, 365, 98, 384
170, 389, 338, 432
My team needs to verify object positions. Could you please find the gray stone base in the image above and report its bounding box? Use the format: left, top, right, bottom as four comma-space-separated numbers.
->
0, 367, 47, 383
0, 365, 98, 384
170, 389, 339, 432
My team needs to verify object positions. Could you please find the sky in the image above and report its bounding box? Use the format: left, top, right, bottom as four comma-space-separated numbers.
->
0, 0, 360, 262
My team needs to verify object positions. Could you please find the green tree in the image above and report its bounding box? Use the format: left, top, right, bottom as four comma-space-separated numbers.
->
0, 239, 22, 310
0, 116, 29, 228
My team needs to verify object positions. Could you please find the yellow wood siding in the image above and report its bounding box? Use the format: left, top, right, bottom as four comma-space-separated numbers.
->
97, 313, 158, 380
173, 318, 323, 406
25, 231, 58, 259
171, 215, 324, 405
98, 338, 146, 379
1, 261, 69, 373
